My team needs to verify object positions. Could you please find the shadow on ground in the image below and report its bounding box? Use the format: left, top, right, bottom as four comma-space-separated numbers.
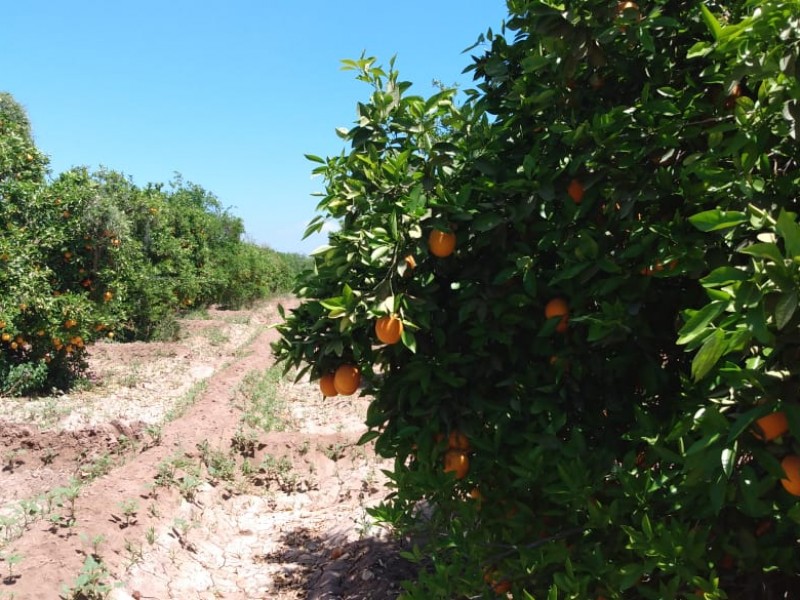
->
258, 523, 419, 599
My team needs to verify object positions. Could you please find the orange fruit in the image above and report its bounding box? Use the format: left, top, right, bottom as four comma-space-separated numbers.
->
492, 580, 511, 595
483, 570, 511, 595
616, 1, 641, 18
448, 430, 470, 451
333, 364, 361, 396
319, 373, 338, 397
375, 314, 403, 345
780, 454, 800, 496
752, 410, 789, 442
64, 319, 77, 329
444, 450, 469, 479
0, 333, 9, 342
0, 320, 6, 329
468, 487, 482, 501
103, 291, 113, 302
428, 229, 456, 258
567, 179, 584, 204
544, 298, 569, 333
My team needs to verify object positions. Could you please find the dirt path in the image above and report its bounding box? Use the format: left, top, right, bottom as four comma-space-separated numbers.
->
0, 298, 415, 599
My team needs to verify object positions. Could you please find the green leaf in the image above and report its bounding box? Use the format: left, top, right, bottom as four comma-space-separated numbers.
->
473, 212, 504, 232
775, 291, 798, 329
733, 280, 761, 310
401, 329, 417, 353
685, 432, 721, 457
688, 209, 748, 232
700, 266, 748, 288
692, 329, 727, 381
370, 245, 391, 263
721, 446, 736, 478
785, 404, 800, 439
356, 430, 380, 445
304, 154, 326, 164
739, 242, 784, 263
677, 301, 726, 345
777, 210, 800, 259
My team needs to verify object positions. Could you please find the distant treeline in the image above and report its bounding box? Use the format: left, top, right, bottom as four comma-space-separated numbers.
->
0, 91, 309, 393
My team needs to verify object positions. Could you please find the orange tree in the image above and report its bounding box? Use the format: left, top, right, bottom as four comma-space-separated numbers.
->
0, 94, 104, 392
274, 0, 800, 597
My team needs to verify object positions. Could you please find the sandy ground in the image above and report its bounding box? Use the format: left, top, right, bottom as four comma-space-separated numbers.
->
0, 297, 415, 599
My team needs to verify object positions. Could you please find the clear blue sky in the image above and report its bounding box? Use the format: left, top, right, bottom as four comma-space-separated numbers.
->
2, 1, 508, 254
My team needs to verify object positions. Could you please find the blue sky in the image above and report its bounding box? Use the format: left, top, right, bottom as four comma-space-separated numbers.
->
2, 1, 508, 254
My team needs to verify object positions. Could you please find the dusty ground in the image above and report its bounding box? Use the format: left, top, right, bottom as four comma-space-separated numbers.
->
0, 297, 416, 599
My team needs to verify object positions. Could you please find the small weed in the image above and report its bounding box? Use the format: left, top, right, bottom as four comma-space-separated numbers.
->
50, 478, 81, 525
16, 498, 42, 528
197, 440, 236, 482
79, 533, 106, 559
145, 423, 163, 446
2, 449, 25, 473
114, 435, 136, 457
123, 538, 144, 568
1, 552, 22, 584
183, 308, 211, 320
145, 526, 156, 545
203, 327, 229, 347
117, 362, 141, 388
113, 499, 139, 529
236, 367, 286, 433
81, 453, 113, 481
178, 474, 202, 501
59, 555, 114, 599
231, 428, 257, 457
165, 380, 207, 421
41, 447, 58, 465
321, 442, 347, 462
258, 454, 300, 491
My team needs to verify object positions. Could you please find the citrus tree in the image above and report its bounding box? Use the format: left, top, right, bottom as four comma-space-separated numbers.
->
274, 1, 800, 597
0, 94, 303, 393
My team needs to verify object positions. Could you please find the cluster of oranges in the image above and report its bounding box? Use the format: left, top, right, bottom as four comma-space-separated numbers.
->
318, 364, 361, 397
316, 228, 454, 399
752, 409, 800, 496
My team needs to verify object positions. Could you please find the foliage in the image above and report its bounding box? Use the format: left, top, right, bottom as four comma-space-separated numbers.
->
274, 0, 800, 597
0, 96, 299, 393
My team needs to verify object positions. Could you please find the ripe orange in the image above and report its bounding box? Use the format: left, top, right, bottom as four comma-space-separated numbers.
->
752, 410, 789, 442
483, 570, 511, 595
375, 314, 403, 345
544, 298, 569, 333
444, 450, 469, 479
1, 333, 10, 342
64, 319, 77, 329
448, 430, 470, 451
103, 291, 113, 302
333, 364, 361, 396
567, 179, 585, 204
616, 1, 641, 18
0, 321, 6, 329
428, 229, 456, 258
319, 373, 338, 397
468, 487, 482, 501
780, 454, 800, 496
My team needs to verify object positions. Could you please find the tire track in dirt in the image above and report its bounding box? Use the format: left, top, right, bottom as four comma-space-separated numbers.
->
0, 299, 415, 599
